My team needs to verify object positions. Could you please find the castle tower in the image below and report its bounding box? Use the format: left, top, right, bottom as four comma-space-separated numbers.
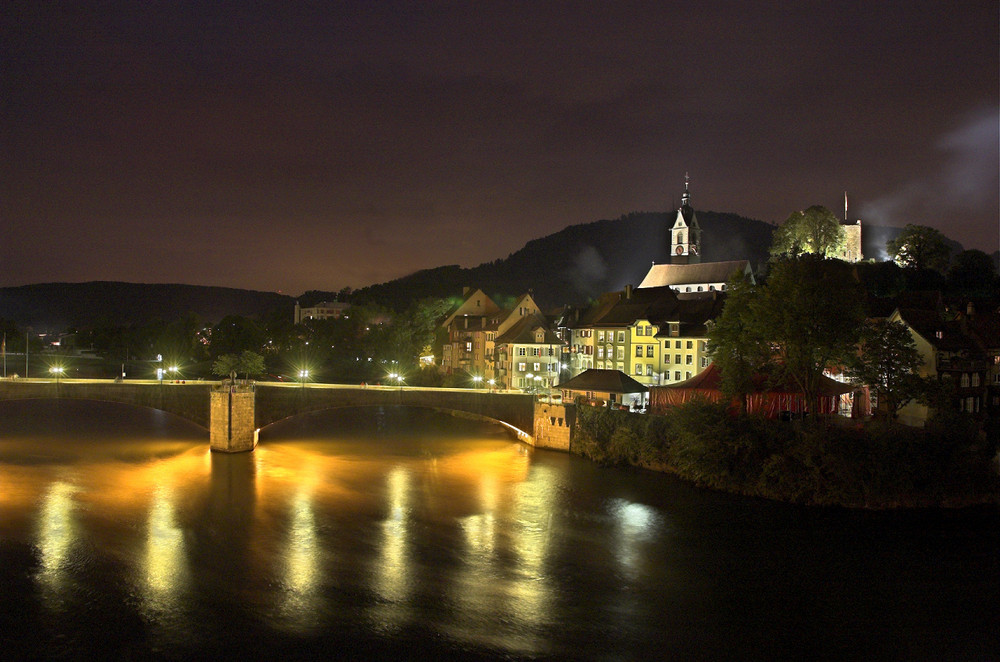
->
670, 173, 702, 264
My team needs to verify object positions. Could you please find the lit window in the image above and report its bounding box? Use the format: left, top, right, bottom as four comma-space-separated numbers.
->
686, 341, 693, 349
686, 355, 693, 365
617, 331, 625, 343
972, 373, 980, 387
646, 365, 653, 376
635, 346, 643, 357
635, 364, 642, 375
674, 371, 681, 381
646, 345, 654, 357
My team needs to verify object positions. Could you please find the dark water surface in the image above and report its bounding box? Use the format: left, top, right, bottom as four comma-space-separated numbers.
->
0, 400, 997, 661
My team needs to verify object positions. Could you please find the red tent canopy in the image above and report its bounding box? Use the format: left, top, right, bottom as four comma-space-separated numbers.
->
649, 363, 857, 418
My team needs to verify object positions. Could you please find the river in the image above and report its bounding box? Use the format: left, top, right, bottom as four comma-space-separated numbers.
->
0, 400, 996, 661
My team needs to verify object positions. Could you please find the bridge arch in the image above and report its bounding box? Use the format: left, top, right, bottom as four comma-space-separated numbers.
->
256, 402, 534, 445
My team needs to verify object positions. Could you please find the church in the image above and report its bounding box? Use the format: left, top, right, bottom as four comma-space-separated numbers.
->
637, 176, 755, 293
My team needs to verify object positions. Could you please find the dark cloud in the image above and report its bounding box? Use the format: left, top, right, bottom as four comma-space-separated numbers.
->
2, 1, 997, 294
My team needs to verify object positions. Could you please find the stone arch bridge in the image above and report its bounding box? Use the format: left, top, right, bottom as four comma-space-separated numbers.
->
0, 381, 574, 452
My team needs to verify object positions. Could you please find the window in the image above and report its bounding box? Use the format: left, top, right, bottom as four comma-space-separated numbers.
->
635, 364, 642, 375
616, 331, 624, 343
636, 326, 644, 337
597, 361, 604, 370
674, 371, 681, 381
518, 347, 526, 356
701, 341, 708, 352
646, 345, 654, 357
675, 354, 681, 364
617, 347, 624, 360
686, 341, 693, 349
518, 362, 526, 371
961, 373, 970, 387
534, 362, 541, 372
664, 355, 670, 365
972, 373, 980, 387
675, 341, 682, 349
697, 286, 703, 292
686, 355, 693, 365
465, 341, 472, 352
597, 347, 604, 359
636, 346, 643, 357
685, 287, 692, 292
686, 371, 692, 379
598, 331, 605, 342
701, 357, 709, 368
646, 365, 653, 376
518, 378, 525, 388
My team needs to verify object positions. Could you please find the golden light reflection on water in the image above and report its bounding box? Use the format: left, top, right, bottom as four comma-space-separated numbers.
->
37, 480, 79, 604
2, 403, 568, 647
144, 485, 188, 613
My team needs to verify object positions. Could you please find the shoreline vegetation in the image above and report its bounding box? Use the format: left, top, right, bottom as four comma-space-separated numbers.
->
570, 399, 999, 509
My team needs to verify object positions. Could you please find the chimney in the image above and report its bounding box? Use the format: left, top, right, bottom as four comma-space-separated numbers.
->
966, 301, 975, 318
624, 284, 633, 300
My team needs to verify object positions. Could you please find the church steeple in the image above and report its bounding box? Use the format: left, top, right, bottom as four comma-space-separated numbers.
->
670, 173, 701, 264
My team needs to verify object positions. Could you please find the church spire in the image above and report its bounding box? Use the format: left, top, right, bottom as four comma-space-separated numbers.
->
681, 172, 691, 208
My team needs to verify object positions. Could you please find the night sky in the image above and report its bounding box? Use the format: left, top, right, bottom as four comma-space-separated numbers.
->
3, 1, 998, 295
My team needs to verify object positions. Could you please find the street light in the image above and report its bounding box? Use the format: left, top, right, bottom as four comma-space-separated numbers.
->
525, 372, 533, 393
472, 375, 483, 390
487, 378, 496, 393
299, 369, 309, 389
50, 366, 64, 384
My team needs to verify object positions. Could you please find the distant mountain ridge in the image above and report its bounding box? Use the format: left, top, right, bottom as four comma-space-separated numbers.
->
0, 282, 294, 330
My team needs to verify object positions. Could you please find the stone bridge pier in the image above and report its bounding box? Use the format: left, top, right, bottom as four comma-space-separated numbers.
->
210, 386, 258, 452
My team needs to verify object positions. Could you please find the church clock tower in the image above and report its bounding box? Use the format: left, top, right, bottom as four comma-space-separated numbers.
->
670, 174, 701, 264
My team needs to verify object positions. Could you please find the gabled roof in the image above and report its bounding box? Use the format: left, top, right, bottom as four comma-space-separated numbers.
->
494, 313, 562, 346
558, 369, 648, 394
638, 260, 751, 289
893, 308, 982, 354
579, 286, 678, 328
440, 288, 500, 328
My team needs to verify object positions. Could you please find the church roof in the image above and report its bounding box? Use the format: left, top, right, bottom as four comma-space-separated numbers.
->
638, 260, 751, 289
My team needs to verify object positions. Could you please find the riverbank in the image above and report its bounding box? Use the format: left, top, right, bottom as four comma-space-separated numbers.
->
570, 400, 999, 509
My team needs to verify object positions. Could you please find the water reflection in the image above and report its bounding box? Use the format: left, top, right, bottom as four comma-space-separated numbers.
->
143, 485, 188, 612
371, 466, 413, 632
37, 480, 79, 605
1, 401, 995, 661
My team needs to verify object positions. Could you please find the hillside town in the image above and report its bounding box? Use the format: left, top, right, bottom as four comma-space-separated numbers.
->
428, 179, 999, 431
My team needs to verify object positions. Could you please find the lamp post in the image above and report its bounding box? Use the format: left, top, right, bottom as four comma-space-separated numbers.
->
50, 366, 64, 384
299, 369, 309, 389
472, 375, 483, 390
487, 378, 495, 393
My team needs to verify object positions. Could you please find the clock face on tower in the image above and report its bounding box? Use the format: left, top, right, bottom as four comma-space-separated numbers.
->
676, 246, 684, 255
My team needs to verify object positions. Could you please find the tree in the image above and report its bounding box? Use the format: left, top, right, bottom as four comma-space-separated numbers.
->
947, 249, 998, 296
887, 224, 950, 273
706, 276, 770, 414
212, 350, 265, 383
209, 315, 265, 358
751, 255, 866, 414
848, 319, 924, 419
770, 206, 845, 258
